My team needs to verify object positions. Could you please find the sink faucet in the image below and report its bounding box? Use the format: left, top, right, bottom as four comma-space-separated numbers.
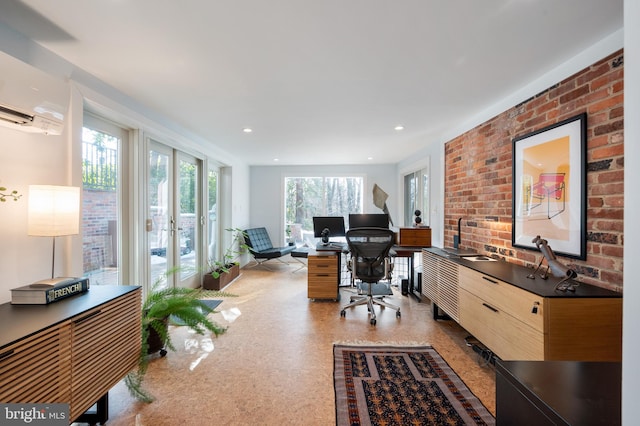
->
454, 217, 462, 248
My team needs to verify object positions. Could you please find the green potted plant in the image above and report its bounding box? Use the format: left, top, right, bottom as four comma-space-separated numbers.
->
0, 186, 21, 202
203, 228, 248, 290
125, 270, 232, 402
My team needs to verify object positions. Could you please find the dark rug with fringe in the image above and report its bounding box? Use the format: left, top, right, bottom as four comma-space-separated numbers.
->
334, 344, 495, 425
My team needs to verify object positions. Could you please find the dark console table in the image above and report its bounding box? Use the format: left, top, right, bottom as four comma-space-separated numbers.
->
0, 285, 141, 424
496, 360, 621, 425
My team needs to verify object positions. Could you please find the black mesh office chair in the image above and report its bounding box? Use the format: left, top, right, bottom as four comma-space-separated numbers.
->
340, 227, 401, 325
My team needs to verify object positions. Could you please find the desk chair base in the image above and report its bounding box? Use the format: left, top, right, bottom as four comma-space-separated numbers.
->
340, 291, 401, 326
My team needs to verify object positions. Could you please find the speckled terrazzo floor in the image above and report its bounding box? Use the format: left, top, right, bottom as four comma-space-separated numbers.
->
99, 260, 496, 426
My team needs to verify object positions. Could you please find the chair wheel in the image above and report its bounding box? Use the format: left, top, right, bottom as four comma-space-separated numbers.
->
396, 311, 401, 318
340, 310, 346, 317
160, 349, 167, 357
370, 318, 376, 325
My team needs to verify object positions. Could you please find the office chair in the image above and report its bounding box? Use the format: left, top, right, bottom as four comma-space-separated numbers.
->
339, 227, 401, 325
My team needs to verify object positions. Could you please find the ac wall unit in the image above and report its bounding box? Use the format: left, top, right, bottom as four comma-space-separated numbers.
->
0, 52, 70, 135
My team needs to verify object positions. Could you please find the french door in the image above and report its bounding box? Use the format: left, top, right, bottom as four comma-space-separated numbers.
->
147, 141, 202, 289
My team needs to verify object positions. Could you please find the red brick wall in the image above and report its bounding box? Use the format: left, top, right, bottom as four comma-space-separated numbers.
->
82, 189, 118, 272
444, 49, 624, 292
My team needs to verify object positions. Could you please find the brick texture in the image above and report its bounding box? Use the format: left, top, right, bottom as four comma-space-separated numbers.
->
444, 50, 624, 292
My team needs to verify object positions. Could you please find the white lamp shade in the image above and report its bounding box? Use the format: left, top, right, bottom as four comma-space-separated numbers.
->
28, 185, 80, 237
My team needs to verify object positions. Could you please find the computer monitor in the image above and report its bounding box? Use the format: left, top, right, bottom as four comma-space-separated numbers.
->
313, 216, 346, 238
348, 213, 389, 229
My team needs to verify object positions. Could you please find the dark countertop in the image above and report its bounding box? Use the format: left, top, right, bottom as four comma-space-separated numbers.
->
424, 247, 621, 298
496, 360, 621, 425
0, 285, 140, 349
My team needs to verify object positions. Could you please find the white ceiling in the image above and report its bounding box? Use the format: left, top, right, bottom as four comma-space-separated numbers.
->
0, 0, 623, 165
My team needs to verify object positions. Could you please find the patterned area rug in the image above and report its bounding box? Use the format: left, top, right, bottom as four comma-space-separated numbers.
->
334, 344, 495, 425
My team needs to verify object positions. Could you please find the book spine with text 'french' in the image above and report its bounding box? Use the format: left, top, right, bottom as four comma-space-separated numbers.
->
11, 278, 90, 305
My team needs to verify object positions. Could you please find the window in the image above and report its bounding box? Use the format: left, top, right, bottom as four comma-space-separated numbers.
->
207, 167, 219, 263
82, 115, 127, 285
284, 176, 363, 245
403, 166, 429, 227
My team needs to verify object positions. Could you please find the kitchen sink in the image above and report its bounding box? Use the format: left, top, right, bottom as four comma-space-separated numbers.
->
463, 255, 497, 262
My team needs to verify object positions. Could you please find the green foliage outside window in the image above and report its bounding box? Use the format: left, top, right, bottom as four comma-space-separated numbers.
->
284, 176, 363, 237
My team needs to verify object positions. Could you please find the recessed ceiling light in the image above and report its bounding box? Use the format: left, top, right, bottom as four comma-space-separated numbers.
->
273, 158, 279, 162
394, 125, 404, 131
243, 127, 253, 133
368, 157, 373, 160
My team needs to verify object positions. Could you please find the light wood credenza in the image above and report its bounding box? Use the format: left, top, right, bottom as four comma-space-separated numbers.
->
422, 248, 622, 361
0, 285, 141, 423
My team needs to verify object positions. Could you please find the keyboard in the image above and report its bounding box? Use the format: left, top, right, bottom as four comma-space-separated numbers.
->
316, 241, 347, 251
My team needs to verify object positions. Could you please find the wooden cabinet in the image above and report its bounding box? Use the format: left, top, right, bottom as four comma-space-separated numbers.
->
459, 267, 545, 360
0, 322, 72, 405
423, 248, 622, 362
70, 288, 141, 420
422, 250, 460, 321
308, 253, 339, 300
0, 286, 141, 422
459, 266, 621, 361
398, 227, 431, 247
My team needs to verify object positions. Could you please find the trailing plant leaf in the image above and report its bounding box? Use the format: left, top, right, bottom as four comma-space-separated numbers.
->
125, 270, 234, 402
0, 186, 21, 202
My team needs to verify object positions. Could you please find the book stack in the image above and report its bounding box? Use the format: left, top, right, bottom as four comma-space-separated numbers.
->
11, 277, 90, 305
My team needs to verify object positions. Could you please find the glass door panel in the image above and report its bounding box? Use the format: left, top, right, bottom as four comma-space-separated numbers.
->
81, 115, 127, 286
147, 142, 202, 289
176, 154, 199, 287
207, 168, 219, 264
148, 145, 172, 289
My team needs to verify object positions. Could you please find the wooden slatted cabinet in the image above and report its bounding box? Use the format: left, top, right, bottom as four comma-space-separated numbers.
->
0, 286, 141, 423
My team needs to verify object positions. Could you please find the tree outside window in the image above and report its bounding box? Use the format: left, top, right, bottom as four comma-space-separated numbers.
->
284, 176, 363, 245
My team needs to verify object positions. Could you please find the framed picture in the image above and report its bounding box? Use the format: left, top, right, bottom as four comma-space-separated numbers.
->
512, 113, 587, 260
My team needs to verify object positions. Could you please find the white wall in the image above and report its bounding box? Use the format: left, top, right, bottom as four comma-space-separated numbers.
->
0, 24, 251, 302
0, 126, 75, 302
249, 164, 397, 246
622, 0, 639, 422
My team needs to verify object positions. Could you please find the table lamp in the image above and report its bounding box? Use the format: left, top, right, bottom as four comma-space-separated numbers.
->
28, 185, 80, 286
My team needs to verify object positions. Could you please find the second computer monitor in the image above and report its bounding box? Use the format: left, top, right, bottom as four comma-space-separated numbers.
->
313, 216, 346, 238
348, 213, 389, 229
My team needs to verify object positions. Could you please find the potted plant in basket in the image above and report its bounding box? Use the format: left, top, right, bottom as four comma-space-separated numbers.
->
203, 228, 248, 290
125, 269, 233, 402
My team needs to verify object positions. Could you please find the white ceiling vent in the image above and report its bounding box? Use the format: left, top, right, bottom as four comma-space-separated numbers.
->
0, 52, 69, 135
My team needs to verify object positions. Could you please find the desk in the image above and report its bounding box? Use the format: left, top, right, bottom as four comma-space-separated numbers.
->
392, 246, 423, 301
496, 360, 621, 425
307, 245, 424, 301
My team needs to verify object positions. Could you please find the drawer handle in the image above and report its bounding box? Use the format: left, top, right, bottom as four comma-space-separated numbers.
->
74, 310, 102, 324
482, 276, 498, 284
317, 265, 329, 268
482, 303, 498, 313
316, 274, 330, 277
0, 349, 14, 362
